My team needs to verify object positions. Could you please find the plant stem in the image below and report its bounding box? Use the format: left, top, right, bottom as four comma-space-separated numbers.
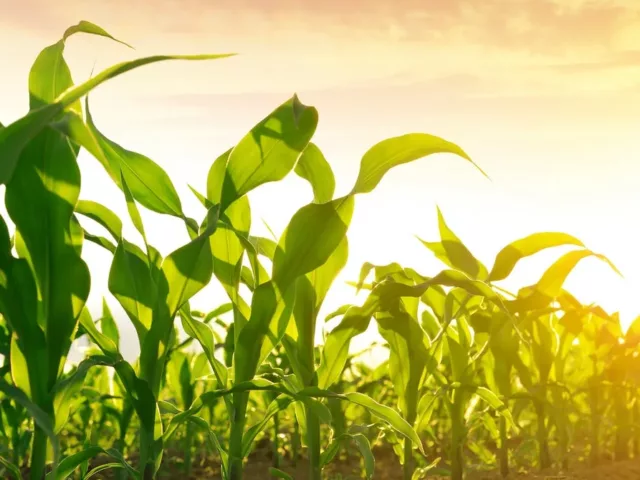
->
449, 397, 465, 480
614, 384, 629, 461
228, 392, 249, 480
30, 425, 48, 480
140, 427, 156, 480
403, 435, 414, 480
634, 399, 640, 457
292, 419, 300, 466
557, 389, 569, 471
273, 411, 280, 469
305, 404, 322, 480
185, 421, 193, 476
589, 375, 599, 467
499, 415, 509, 477
403, 406, 418, 480
534, 398, 551, 470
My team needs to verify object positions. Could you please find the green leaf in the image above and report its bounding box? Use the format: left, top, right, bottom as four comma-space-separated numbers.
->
272, 196, 355, 288
120, 172, 148, 242
294, 143, 335, 203
319, 433, 374, 479
318, 297, 379, 389
52, 355, 117, 432
82, 230, 117, 253
242, 395, 295, 457
268, 467, 293, 480
45, 445, 139, 480
99, 300, 120, 348
350, 133, 485, 195
352, 433, 375, 479
418, 207, 487, 279
376, 309, 430, 421
214, 95, 318, 211
108, 239, 156, 342
83, 463, 125, 480
536, 249, 621, 298
287, 238, 349, 385
78, 308, 119, 357
0, 455, 23, 480
343, 392, 424, 454
487, 232, 585, 282
0, 379, 59, 467
474, 386, 514, 429
163, 207, 219, 317
1, 52, 234, 185
82, 102, 185, 219
62, 20, 133, 48
7, 52, 91, 384
75, 200, 123, 241
180, 309, 228, 390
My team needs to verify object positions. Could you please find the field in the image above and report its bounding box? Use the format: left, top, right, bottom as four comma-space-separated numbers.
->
0, 21, 638, 480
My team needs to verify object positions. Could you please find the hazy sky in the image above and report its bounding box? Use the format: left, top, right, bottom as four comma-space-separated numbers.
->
1, 0, 639, 359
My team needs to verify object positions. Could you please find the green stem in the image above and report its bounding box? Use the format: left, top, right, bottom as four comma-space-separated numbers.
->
557, 391, 569, 471
403, 435, 414, 480
634, 399, 640, 457
449, 396, 465, 480
116, 403, 133, 480
614, 385, 629, 461
140, 427, 156, 480
228, 392, 249, 480
499, 415, 509, 478
185, 421, 193, 476
402, 406, 418, 480
273, 411, 280, 469
534, 398, 550, 470
30, 425, 48, 480
589, 376, 599, 467
292, 419, 300, 466
305, 404, 322, 480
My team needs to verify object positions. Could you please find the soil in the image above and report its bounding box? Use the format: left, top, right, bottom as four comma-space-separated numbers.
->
83, 445, 640, 479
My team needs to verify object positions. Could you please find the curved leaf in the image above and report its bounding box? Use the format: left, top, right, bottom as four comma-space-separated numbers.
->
216, 95, 318, 211
418, 207, 487, 279
294, 142, 335, 203
1, 53, 233, 185
488, 232, 585, 282
75, 200, 122, 240
351, 133, 485, 195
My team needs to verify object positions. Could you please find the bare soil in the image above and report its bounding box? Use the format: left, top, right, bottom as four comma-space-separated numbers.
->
83, 445, 640, 479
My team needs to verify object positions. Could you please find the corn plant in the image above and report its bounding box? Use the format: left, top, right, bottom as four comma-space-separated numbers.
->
0, 20, 230, 479
2, 17, 638, 480
173, 127, 485, 479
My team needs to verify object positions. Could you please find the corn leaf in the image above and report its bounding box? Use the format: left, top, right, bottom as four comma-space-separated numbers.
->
294, 142, 335, 203
418, 207, 487, 279
215, 95, 318, 211
487, 232, 585, 282
45, 445, 139, 480
0, 53, 233, 185
350, 133, 484, 195
75, 200, 123, 241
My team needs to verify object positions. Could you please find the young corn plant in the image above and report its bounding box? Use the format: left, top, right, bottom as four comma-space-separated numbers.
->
316, 258, 508, 480
0, 19, 233, 478
419, 208, 621, 474
174, 122, 485, 480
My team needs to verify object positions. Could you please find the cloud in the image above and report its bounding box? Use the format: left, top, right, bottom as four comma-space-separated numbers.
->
6, 0, 639, 55
3, 0, 638, 102
541, 50, 640, 72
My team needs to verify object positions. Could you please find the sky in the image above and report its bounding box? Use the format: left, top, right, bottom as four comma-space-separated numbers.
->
1, 0, 639, 361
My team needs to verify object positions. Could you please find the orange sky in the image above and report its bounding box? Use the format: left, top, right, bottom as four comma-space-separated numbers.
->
1, 0, 639, 359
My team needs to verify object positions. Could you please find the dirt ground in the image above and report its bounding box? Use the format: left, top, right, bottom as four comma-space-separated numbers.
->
61, 442, 640, 479
126, 448, 640, 479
